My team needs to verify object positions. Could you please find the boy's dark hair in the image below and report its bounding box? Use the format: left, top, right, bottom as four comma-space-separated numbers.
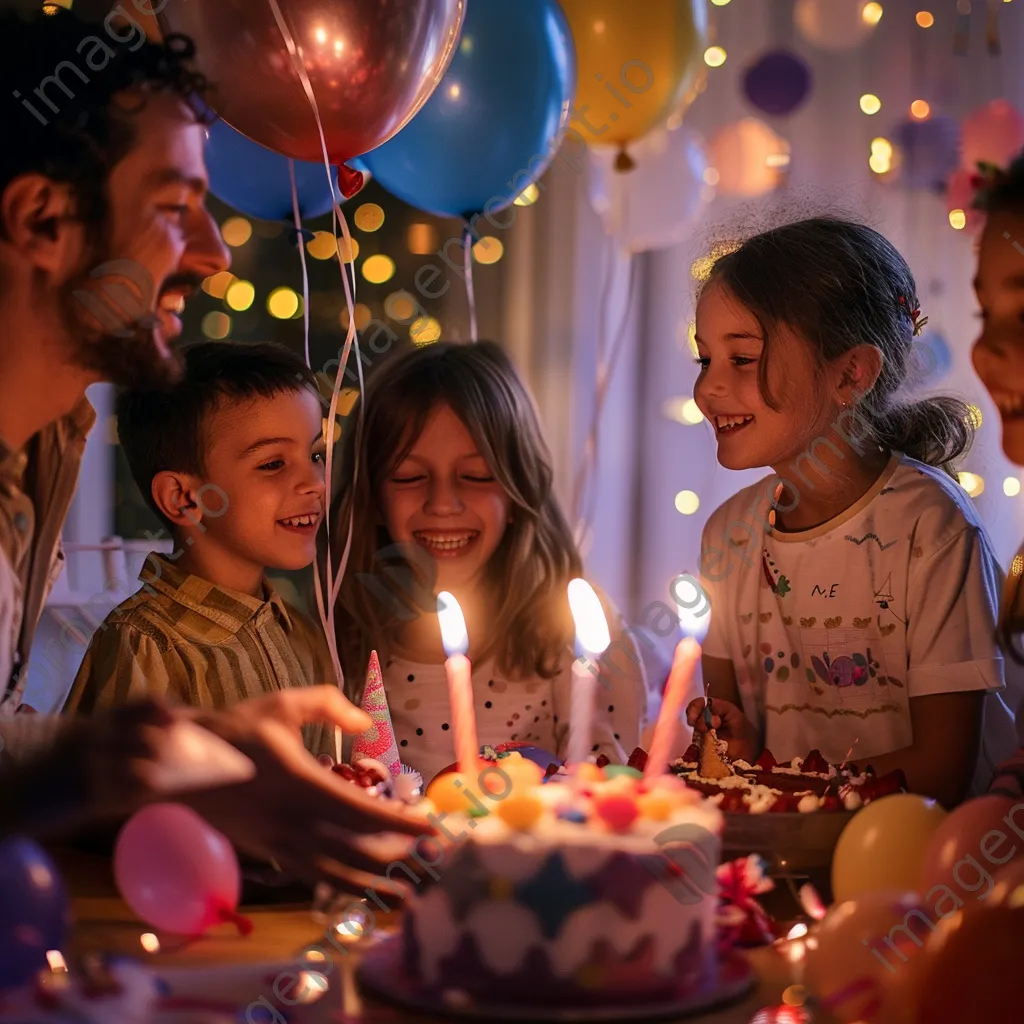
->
704, 217, 974, 476
975, 151, 1024, 215
116, 341, 320, 527
0, 7, 210, 237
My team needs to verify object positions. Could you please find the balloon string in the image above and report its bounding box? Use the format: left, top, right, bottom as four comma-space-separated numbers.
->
463, 225, 478, 342
288, 159, 312, 372
218, 906, 254, 936
267, 0, 354, 749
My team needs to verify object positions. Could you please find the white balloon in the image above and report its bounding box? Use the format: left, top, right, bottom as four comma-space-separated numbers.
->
586, 128, 711, 255
795, 0, 877, 52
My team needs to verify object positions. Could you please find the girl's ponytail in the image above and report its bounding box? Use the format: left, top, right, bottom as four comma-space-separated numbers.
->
869, 396, 975, 478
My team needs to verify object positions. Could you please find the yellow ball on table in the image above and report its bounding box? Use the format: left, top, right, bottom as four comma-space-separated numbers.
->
496, 790, 545, 831
425, 772, 484, 815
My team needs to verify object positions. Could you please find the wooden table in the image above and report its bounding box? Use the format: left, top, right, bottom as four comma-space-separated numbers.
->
62, 851, 800, 1023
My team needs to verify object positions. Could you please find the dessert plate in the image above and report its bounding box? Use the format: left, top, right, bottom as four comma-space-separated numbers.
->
358, 938, 756, 1022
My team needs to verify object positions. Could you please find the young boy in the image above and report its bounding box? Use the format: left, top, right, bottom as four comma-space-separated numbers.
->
64, 341, 336, 756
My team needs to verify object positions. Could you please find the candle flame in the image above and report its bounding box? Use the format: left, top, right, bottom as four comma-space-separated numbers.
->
437, 592, 468, 656
787, 923, 809, 940
139, 933, 161, 953
567, 579, 610, 657
46, 950, 68, 973
672, 572, 711, 642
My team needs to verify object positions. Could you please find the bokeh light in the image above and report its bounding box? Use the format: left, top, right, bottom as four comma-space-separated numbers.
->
862, 3, 884, 25
704, 46, 727, 68
674, 490, 700, 515
860, 94, 882, 115
910, 99, 931, 120
201, 311, 231, 339
339, 303, 372, 331
202, 271, 235, 299
958, 471, 985, 497
1004, 477, 1021, 497
916, 11, 935, 27
949, 209, 967, 230
514, 184, 541, 206
307, 231, 338, 260
385, 291, 418, 322
662, 398, 705, 425
361, 255, 395, 284
473, 237, 504, 264
410, 316, 442, 346
225, 280, 255, 311
267, 286, 299, 319
354, 203, 385, 232
221, 217, 252, 247
407, 223, 438, 255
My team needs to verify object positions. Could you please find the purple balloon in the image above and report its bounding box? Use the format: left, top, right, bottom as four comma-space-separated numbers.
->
892, 116, 961, 192
743, 50, 813, 117
0, 838, 70, 990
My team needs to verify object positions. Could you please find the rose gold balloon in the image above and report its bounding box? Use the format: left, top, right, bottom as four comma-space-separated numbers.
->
158, 0, 465, 164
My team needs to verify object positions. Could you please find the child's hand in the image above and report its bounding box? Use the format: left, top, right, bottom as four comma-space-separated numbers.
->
685, 697, 761, 763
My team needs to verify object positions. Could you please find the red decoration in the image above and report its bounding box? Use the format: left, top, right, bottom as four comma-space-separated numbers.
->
755, 748, 777, 770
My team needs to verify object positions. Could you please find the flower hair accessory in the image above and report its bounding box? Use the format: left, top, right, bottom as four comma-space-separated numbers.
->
970, 160, 1009, 211
898, 295, 929, 337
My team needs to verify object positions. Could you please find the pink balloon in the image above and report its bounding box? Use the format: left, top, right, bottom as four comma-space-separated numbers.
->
919, 795, 1021, 907
961, 100, 1024, 171
114, 804, 246, 937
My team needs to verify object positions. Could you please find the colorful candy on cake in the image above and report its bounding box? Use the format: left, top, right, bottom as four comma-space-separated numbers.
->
403, 753, 725, 1006
667, 727, 906, 814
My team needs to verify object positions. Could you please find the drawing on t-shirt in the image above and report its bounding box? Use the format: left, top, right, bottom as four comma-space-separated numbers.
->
796, 629, 905, 704
761, 549, 791, 596
873, 573, 907, 627
844, 531, 898, 551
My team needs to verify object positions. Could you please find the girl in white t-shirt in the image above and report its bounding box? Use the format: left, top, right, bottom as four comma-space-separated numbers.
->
331, 341, 645, 783
684, 217, 1018, 808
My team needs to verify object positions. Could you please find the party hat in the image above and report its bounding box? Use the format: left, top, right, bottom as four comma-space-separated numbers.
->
351, 651, 401, 776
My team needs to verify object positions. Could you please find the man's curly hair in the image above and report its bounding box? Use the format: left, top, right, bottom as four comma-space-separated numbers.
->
1, 7, 211, 235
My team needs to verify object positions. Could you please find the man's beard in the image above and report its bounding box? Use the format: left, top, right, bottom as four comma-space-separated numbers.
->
59, 258, 195, 391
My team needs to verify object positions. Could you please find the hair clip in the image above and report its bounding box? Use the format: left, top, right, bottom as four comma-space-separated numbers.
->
898, 295, 929, 337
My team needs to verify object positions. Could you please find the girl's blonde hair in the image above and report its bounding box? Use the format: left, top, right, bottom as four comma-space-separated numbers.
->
332, 341, 581, 702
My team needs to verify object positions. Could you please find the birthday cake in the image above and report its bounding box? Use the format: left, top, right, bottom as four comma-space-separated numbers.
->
668, 737, 906, 813
402, 755, 725, 1006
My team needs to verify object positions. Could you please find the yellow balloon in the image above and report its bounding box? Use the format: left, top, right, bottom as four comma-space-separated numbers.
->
560, 0, 709, 151
832, 794, 947, 904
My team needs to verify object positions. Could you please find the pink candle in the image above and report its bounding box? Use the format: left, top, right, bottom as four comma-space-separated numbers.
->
437, 592, 479, 774
644, 637, 701, 778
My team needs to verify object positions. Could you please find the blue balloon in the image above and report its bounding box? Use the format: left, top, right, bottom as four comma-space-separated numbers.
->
892, 117, 961, 192
361, 0, 576, 219
743, 50, 813, 117
0, 838, 70, 990
205, 119, 343, 222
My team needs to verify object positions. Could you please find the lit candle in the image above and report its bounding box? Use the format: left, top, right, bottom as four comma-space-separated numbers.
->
672, 572, 711, 644
566, 579, 611, 767
437, 592, 479, 774
644, 637, 701, 778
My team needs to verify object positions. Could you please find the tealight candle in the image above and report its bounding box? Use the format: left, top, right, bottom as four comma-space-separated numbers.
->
437, 592, 479, 774
566, 579, 611, 767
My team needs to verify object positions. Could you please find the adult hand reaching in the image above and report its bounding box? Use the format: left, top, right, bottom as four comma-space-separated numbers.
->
185, 687, 433, 890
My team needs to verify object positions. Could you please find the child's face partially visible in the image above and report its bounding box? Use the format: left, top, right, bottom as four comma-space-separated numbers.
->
381, 404, 511, 593
693, 280, 827, 470
972, 210, 1024, 465
198, 389, 327, 574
